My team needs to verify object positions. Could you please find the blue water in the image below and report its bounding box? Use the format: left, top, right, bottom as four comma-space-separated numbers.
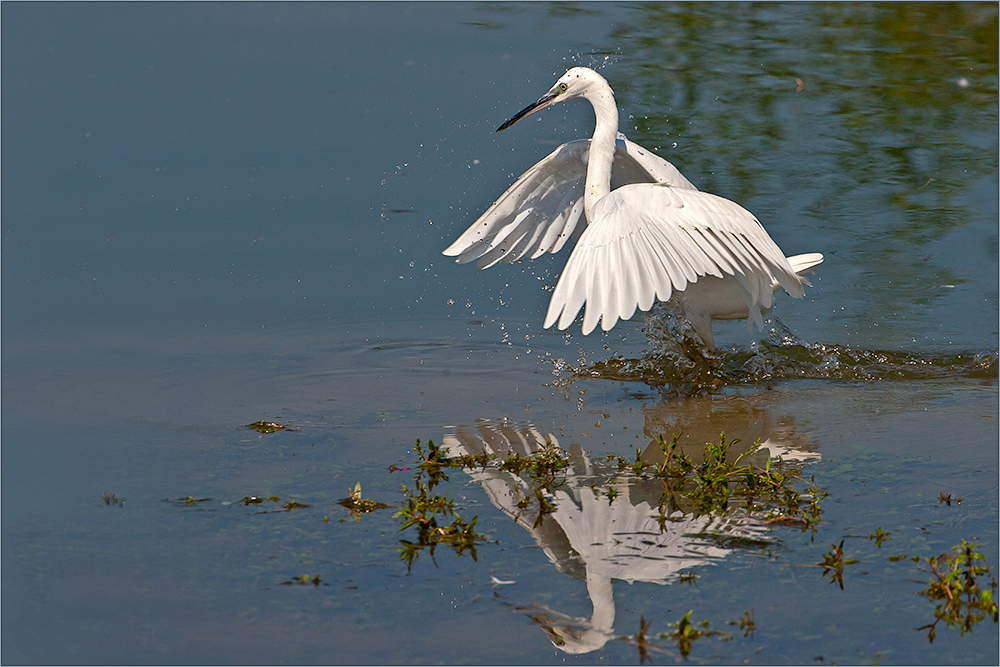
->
3, 3, 997, 664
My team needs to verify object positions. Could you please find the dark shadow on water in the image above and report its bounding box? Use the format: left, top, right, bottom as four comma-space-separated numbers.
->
581, 302, 999, 392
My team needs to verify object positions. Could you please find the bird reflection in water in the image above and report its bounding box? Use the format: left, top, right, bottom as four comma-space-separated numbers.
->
441, 394, 819, 654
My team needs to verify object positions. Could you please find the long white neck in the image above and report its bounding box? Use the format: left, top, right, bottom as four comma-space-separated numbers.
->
583, 83, 619, 218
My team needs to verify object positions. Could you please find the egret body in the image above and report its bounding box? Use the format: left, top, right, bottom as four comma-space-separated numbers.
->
444, 67, 822, 350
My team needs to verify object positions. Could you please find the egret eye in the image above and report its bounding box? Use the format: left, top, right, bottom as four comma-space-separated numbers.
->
558, 82, 568, 92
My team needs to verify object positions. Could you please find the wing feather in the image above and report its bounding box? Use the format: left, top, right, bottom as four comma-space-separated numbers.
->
544, 183, 804, 333
445, 135, 698, 267
634, 228, 674, 306
447, 131, 812, 337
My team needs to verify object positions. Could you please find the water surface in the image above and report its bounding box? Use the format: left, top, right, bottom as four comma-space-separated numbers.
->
3, 3, 997, 664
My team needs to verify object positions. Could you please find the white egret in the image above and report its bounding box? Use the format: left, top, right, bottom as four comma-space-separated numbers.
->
444, 67, 822, 350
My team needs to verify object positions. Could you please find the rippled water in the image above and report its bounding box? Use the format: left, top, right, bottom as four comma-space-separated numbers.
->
582, 302, 999, 390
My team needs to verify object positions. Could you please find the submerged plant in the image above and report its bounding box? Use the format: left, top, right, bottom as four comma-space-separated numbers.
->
917, 539, 998, 643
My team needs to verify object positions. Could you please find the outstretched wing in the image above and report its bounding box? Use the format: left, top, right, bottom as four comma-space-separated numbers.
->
612, 134, 698, 193
543, 183, 804, 335
443, 135, 695, 268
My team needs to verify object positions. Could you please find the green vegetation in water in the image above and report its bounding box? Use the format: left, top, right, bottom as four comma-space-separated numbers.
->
939, 492, 963, 506
678, 570, 698, 585
244, 421, 299, 434
817, 540, 858, 590
728, 608, 755, 638
102, 492, 125, 507
606, 434, 826, 532
238, 495, 310, 513
889, 553, 923, 563
619, 612, 735, 662
338, 482, 391, 521
447, 439, 572, 491
395, 439, 487, 570
500, 442, 572, 527
633, 616, 652, 664
241, 495, 280, 505
495, 441, 571, 487
869, 527, 890, 548
281, 574, 322, 587
279, 500, 311, 511
661, 610, 732, 659
917, 540, 998, 643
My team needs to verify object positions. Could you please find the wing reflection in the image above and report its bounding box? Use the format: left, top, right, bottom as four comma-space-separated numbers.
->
639, 392, 820, 464
441, 396, 818, 654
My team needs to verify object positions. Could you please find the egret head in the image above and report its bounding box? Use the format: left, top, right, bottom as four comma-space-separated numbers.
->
497, 67, 610, 132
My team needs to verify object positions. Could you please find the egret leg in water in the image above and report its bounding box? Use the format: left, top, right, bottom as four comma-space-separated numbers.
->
444, 67, 822, 351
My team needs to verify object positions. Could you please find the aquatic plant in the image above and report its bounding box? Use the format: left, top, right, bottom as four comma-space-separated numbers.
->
338, 482, 391, 521
281, 574, 322, 587
618, 612, 733, 662
939, 492, 963, 506
239, 495, 311, 513
662, 610, 731, 659
634, 615, 651, 664
497, 441, 571, 488
817, 539, 858, 590
869, 527, 890, 547
917, 540, 998, 643
280, 500, 311, 511
163, 496, 213, 508
729, 608, 755, 638
241, 495, 280, 505
244, 421, 299, 433
395, 440, 487, 570
605, 434, 826, 531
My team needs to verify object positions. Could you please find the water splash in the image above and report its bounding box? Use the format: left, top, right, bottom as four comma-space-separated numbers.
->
567, 301, 998, 391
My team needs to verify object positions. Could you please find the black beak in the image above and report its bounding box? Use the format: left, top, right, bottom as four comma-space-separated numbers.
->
496, 90, 560, 132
